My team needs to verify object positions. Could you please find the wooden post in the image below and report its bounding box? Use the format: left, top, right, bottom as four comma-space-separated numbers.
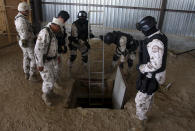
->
1, 0, 11, 43
27, 0, 32, 22
158, 0, 168, 30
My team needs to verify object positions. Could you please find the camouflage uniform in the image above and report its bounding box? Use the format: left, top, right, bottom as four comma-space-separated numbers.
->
14, 12, 36, 76
112, 36, 137, 68
135, 31, 166, 120
68, 22, 91, 67
34, 23, 59, 94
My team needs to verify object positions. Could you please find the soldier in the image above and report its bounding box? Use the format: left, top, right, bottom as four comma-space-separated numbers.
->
55, 11, 70, 87
56, 10, 70, 54
35, 18, 63, 106
68, 11, 94, 69
14, 2, 38, 81
101, 31, 139, 69
135, 16, 168, 125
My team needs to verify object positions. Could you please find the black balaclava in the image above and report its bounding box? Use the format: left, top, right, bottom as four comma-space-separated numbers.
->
142, 26, 159, 37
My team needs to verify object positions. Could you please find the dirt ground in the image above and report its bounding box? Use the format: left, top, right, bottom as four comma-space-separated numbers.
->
0, 39, 195, 131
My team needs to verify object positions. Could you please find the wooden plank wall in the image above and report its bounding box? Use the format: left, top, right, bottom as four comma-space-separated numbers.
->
0, 0, 30, 46
0, 0, 6, 34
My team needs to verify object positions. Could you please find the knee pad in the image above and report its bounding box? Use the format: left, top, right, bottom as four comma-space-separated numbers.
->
70, 55, 77, 62
113, 54, 119, 61
85, 42, 91, 49
82, 55, 88, 63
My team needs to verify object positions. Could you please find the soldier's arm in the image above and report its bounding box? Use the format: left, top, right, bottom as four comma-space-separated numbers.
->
139, 39, 164, 74
34, 29, 49, 67
16, 18, 31, 40
68, 23, 78, 43
71, 23, 78, 38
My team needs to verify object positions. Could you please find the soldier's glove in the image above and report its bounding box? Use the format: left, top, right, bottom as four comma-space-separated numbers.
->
146, 73, 152, 78
21, 39, 28, 48
119, 63, 124, 69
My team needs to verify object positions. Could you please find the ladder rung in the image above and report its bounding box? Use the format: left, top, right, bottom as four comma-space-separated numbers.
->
90, 83, 104, 85
91, 48, 103, 50
91, 72, 103, 74
89, 10, 104, 12
90, 23, 104, 26
91, 60, 103, 62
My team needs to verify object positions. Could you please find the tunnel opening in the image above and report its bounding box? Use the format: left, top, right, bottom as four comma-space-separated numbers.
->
68, 67, 128, 109
68, 79, 114, 109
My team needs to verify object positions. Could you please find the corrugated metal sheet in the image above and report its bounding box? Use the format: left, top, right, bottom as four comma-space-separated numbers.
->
163, 0, 195, 37
41, 0, 195, 38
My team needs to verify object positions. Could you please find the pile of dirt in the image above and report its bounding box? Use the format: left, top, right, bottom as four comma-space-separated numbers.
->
0, 39, 195, 131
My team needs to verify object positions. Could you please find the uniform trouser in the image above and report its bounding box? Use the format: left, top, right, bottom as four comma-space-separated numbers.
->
112, 51, 134, 68
70, 41, 89, 63
57, 55, 62, 82
40, 59, 58, 94
19, 40, 36, 76
135, 91, 154, 120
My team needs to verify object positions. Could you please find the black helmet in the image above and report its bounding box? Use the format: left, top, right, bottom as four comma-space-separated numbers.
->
103, 32, 115, 44
136, 16, 157, 32
58, 10, 70, 22
77, 11, 87, 19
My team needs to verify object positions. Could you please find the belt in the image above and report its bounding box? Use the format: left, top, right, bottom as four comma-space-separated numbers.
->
46, 55, 57, 61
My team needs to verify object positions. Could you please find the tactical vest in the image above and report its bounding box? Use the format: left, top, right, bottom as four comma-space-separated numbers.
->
15, 14, 33, 33
136, 33, 168, 95
73, 19, 88, 40
42, 27, 57, 62
139, 33, 168, 74
56, 26, 67, 46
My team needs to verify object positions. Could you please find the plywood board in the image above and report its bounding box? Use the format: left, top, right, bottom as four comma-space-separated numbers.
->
112, 67, 127, 109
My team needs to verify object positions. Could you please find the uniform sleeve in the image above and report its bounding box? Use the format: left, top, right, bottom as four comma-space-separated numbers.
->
71, 23, 78, 37
34, 29, 50, 67
139, 39, 164, 74
63, 26, 68, 45
15, 18, 31, 40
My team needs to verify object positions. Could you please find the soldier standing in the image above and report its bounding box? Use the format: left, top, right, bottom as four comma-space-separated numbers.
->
35, 18, 63, 106
68, 11, 94, 69
15, 2, 38, 81
135, 16, 168, 125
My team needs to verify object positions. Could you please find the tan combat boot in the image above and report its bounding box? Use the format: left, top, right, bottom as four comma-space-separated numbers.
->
42, 93, 52, 106
134, 119, 146, 131
25, 73, 30, 80
29, 74, 39, 82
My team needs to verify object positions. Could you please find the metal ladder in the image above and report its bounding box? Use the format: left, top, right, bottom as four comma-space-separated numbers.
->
88, 0, 105, 106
